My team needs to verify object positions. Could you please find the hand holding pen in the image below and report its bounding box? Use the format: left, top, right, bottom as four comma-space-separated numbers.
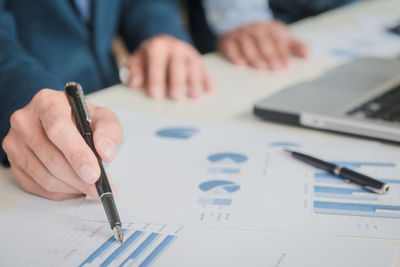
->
3, 88, 123, 201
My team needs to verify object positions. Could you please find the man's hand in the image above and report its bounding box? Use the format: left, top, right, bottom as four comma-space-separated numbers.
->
125, 34, 213, 101
2, 89, 123, 201
218, 20, 308, 71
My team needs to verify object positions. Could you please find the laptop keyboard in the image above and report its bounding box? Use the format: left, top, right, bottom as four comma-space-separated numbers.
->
346, 84, 400, 122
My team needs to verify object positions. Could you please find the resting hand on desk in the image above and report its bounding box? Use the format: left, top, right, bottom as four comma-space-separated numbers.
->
2, 89, 122, 201
218, 21, 309, 71
125, 34, 213, 101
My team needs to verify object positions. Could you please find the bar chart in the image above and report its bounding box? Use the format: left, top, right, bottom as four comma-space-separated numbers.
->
32, 223, 177, 267
312, 160, 400, 219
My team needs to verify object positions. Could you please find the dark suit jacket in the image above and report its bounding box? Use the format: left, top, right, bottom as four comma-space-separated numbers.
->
0, 0, 190, 164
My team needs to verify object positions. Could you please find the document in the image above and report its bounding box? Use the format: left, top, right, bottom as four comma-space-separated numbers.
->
75, 112, 400, 240
0, 196, 397, 267
302, 15, 400, 64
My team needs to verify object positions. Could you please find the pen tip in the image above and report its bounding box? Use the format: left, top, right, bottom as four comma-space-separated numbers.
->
113, 225, 124, 244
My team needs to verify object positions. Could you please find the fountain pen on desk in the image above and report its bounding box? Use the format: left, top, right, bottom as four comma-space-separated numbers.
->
65, 82, 124, 244
285, 149, 389, 194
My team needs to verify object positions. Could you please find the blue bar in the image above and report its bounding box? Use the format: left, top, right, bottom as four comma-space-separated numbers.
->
208, 168, 241, 174
80, 231, 125, 267
314, 201, 400, 212
139, 235, 176, 267
100, 231, 143, 267
315, 173, 398, 185
213, 199, 232, 205
314, 208, 400, 218
381, 179, 400, 184
331, 161, 395, 168
314, 186, 377, 201
198, 198, 232, 206
314, 186, 369, 195
314, 173, 342, 182
119, 233, 159, 267
221, 168, 240, 174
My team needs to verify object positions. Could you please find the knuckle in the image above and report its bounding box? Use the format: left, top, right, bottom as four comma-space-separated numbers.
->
2, 135, 11, 153
9, 109, 25, 130
33, 88, 53, 104
68, 146, 91, 167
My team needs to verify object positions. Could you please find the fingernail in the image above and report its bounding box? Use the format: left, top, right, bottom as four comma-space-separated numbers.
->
255, 61, 267, 69
100, 138, 117, 161
150, 88, 164, 99
171, 89, 185, 101
236, 59, 246, 66
189, 88, 202, 98
80, 164, 99, 184
130, 76, 140, 88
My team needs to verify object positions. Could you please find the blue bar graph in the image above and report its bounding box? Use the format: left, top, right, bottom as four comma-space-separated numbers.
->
331, 161, 395, 168
139, 235, 176, 267
80, 230, 127, 267
314, 186, 377, 200
120, 233, 160, 266
100, 231, 143, 267
314, 201, 400, 218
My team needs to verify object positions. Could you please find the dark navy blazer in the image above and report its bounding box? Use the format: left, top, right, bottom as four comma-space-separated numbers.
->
0, 0, 190, 164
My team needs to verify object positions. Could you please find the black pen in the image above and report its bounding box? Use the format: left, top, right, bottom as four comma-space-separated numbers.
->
65, 82, 124, 244
285, 149, 389, 194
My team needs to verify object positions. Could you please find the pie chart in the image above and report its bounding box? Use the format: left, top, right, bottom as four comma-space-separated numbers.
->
208, 153, 248, 164
156, 127, 198, 139
199, 180, 240, 193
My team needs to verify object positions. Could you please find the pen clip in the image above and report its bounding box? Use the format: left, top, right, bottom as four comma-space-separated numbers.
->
75, 83, 92, 124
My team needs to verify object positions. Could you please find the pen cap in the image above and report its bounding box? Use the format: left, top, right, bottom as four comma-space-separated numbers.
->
64, 82, 92, 135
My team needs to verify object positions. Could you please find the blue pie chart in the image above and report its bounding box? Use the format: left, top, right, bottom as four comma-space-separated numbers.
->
156, 127, 198, 139
199, 180, 240, 193
208, 153, 248, 163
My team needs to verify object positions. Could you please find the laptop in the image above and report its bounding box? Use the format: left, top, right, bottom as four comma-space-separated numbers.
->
254, 57, 400, 142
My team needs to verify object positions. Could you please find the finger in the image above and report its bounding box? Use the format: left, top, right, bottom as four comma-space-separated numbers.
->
187, 57, 204, 98
145, 42, 169, 99
203, 71, 214, 93
127, 52, 145, 89
168, 53, 187, 101
290, 39, 309, 58
237, 35, 263, 69
16, 143, 81, 194
268, 29, 290, 69
37, 94, 100, 184
10, 163, 82, 201
219, 38, 246, 66
88, 104, 123, 162
20, 123, 99, 199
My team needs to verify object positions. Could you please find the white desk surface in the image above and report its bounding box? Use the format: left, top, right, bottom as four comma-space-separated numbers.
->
1, 0, 400, 264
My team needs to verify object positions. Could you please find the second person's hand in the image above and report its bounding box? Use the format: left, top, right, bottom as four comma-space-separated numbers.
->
125, 34, 213, 101
218, 20, 309, 71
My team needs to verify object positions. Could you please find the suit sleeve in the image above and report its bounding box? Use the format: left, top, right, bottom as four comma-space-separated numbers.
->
0, 4, 63, 166
119, 0, 191, 52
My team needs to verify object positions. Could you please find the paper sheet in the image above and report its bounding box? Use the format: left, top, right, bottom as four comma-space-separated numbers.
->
74, 112, 400, 240
302, 15, 400, 64
0, 197, 397, 267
